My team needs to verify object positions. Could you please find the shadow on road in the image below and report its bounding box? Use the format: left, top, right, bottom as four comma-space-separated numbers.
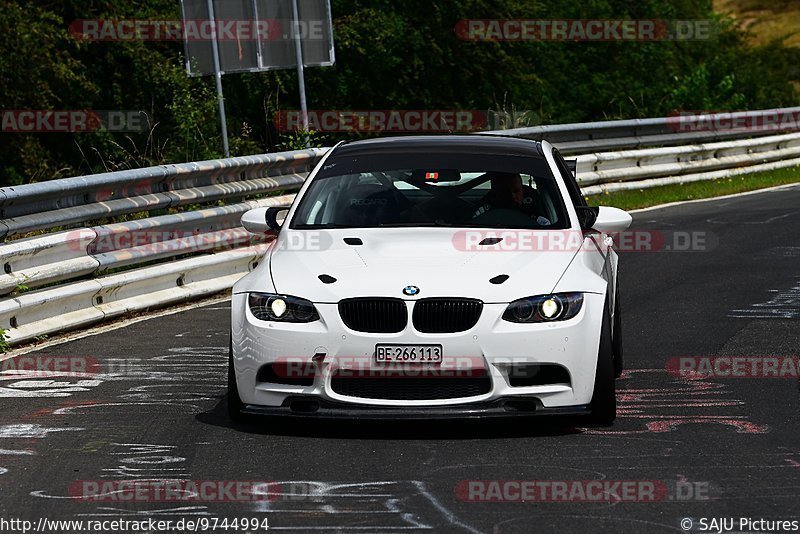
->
196, 395, 590, 439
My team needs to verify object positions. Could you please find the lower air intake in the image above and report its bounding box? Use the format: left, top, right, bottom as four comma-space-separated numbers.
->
330, 373, 491, 401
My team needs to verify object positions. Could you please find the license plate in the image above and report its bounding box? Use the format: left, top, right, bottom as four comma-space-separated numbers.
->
375, 344, 443, 363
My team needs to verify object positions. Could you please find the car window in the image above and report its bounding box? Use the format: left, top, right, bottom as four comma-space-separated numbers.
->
291, 152, 570, 230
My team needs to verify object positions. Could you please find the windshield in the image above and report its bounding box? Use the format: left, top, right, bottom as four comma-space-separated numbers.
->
291, 152, 569, 230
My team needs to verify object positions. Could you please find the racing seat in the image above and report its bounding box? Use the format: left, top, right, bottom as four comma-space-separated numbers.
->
335, 184, 404, 227
476, 184, 549, 220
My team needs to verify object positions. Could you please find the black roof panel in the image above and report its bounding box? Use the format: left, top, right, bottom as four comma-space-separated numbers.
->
333, 135, 543, 158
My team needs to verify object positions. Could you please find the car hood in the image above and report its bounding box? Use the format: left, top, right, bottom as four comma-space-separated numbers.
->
267, 228, 581, 303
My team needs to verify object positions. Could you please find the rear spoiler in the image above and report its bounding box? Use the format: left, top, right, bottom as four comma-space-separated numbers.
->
565, 159, 577, 177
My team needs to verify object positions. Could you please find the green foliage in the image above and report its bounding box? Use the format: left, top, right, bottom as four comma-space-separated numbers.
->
0, 328, 9, 353
12, 273, 32, 296
0, 0, 798, 185
14, 282, 30, 295
277, 130, 324, 151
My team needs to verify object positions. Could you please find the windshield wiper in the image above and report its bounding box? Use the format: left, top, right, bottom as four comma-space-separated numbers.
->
292, 223, 357, 229
295, 222, 455, 229
378, 221, 454, 227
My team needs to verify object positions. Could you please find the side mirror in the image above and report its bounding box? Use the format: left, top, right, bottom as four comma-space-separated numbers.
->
241, 207, 289, 234
575, 206, 599, 231
591, 206, 632, 233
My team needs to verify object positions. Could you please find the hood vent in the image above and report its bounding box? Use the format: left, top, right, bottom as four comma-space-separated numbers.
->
343, 237, 363, 245
318, 274, 337, 284
479, 237, 503, 246
489, 275, 510, 285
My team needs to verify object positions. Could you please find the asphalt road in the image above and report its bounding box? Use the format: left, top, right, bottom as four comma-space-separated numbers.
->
1, 184, 799, 534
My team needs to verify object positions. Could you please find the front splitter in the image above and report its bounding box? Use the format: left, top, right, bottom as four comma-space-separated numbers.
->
241, 396, 591, 421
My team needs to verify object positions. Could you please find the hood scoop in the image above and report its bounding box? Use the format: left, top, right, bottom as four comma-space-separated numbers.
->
480, 237, 503, 246
318, 274, 338, 284
343, 237, 363, 246
489, 274, 510, 285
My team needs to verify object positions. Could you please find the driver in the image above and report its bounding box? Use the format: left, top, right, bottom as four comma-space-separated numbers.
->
472, 172, 552, 225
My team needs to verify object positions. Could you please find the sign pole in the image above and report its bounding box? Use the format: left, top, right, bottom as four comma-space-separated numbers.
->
290, 0, 309, 133
206, 0, 230, 157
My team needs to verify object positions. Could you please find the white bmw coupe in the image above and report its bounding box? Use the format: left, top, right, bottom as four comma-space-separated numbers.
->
229, 135, 632, 424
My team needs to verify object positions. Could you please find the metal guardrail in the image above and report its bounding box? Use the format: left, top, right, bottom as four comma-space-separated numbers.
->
0, 244, 268, 343
0, 148, 327, 238
1, 108, 799, 346
493, 107, 800, 153
575, 132, 800, 185
0, 195, 295, 296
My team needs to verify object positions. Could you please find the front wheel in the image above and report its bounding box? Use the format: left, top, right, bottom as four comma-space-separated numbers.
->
588, 302, 616, 425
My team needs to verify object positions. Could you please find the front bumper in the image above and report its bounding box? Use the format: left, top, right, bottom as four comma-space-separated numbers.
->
231, 292, 605, 413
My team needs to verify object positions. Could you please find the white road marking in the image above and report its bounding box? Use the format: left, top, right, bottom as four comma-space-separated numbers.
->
250, 480, 483, 532
0, 424, 83, 438
0, 449, 35, 455
730, 281, 800, 319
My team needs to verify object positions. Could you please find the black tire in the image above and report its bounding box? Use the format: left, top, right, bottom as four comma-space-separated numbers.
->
227, 341, 247, 423
612, 287, 623, 379
588, 301, 616, 425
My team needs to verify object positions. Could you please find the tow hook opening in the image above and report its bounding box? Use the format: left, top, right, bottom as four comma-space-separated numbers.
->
289, 399, 320, 413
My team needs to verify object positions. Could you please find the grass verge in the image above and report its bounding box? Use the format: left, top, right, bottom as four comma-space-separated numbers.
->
714, 0, 800, 47
585, 165, 800, 211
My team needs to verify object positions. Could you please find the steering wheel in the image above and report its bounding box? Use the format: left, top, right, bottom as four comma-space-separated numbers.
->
470, 208, 539, 228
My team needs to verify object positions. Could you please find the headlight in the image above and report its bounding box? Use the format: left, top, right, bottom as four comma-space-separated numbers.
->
502, 293, 583, 323
248, 293, 320, 323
